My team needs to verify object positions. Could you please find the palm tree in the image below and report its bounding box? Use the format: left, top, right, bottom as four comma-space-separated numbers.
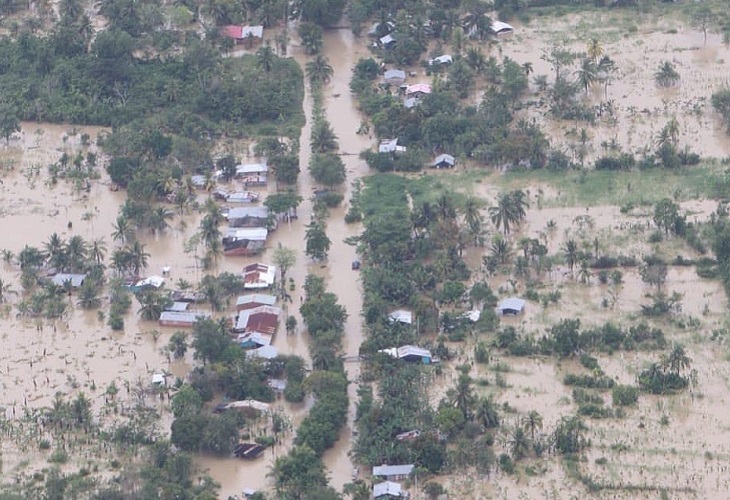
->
256, 45, 276, 72
90, 238, 107, 265
148, 207, 173, 235
305, 55, 334, 87
522, 410, 543, 442
127, 242, 150, 277
575, 58, 597, 94
508, 427, 531, 460
489, 193, 515, 235
137, 290, 167, 321
490, 236, 511, 264
586, 38, 603, 62
466, 46, 486, 72
577, 260, 591, 284
19, 245, 46, 271
665, 344, 691, 376
655, 61, 680, 87
65, 235, 87, 271
463, 196, 484, 245
310, 118, 338, 153
77, 281, 101, 309
112, 215, 133, 244
436, 194, 456, 220
563, 239, 579, 274
448, 367, 476, 420
476, 396, 500, 429
110, 248, 131, 276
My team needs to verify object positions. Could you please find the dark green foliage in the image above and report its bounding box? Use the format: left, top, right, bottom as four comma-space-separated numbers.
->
563, 374, 615, 389
612, 385, 639, 406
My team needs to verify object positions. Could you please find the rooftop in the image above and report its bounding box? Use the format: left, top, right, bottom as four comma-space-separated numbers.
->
373, 464, 414, 477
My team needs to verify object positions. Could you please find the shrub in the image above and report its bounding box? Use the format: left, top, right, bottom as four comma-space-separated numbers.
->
612, 385, 639, 406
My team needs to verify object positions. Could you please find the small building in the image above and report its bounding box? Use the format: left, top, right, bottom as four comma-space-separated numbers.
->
388, 310, 413, 325
428, 54, 453, 66
227, 206, 270, 228
130, 276, 165, 292
236, 293, 277, 312
247, 344, 279, 360
367, 21, 394, 37
243, 263, 277, 289
379, 345, 432, 364
403, 96, 421, 109
379, 34, 396, 47
223, 228, 268, 256
492, 21, 514, 35
236, 331, 273, 348
405, 83, 432, 96
226, 191, 260, 204
190, 174, 207, 189
372, 464, 414, 481
497, 297, 526, 316
151, 372, 167, 386
215, 399, 271, 414
159, 310, 211, 327
50, 273, 86, 288
235, 305, 281, 334
383, 69, 406, 85
431, 153, 455, 169
234, 443, 266, 459
221, 25, 264, 43
373, 481, 403, 498
379, 138, 407, 154
236, 162, 268, 176
165, 301, 190, 312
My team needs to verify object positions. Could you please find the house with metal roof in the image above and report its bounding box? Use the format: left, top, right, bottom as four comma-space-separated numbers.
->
373, 481, 403, 498
243, 263, 277, 289
372, 464, 414, 481
379, 138, 407, 154
383, 69, 406, 85
497, 297, 526, 315
236, 293, 277, 311
159, 310, 211, 327
388, 310, 413, 325
227, 206, 270, 228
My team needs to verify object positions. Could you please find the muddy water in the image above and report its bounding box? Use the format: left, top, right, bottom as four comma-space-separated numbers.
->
497, 13, 730, 162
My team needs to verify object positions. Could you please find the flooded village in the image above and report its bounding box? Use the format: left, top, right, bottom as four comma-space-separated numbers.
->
3, 1, 730, 499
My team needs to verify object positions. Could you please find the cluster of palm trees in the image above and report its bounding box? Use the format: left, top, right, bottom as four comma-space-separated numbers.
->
199, 200, 223, 268
41, 233, 107, 273
489, 189, 528, 235
110, 241, 150, 278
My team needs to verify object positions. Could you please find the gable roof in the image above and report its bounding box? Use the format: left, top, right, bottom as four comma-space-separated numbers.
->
498, 297, 526, 312
432, 153, 455, 166
429, 54, 453, 65
241, 25, 263, 38
235, 304, 281, 333
373, 481, 403, 498
236, 162, 268, 174
236, 294, 277, 307
224, 228, 269, 241
492, 21, 514, 34
243, 263, 277, 288
51, 273, 86, 287
388, 310, 413, 325
405, 83, 432, 95
227, 206, 269, 220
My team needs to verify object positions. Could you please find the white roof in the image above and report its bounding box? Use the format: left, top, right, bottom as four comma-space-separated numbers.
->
429, 54, 453, 65
248, 345, 279, 360
151, 373, 166, 385
226, 191, 259, 203
397, 345, 431, 359
224, 227, 268, 241
379, 138, 406, 153
236, 162, 268, 174
373, 464, 414, 477
492, 21, 514, 34
388, 310, 413, 325
380, 34, 396, 45
465, 309, 481, 322
241, 25, 263, 38
373, 481, 402, 498
236, 294, 277, 307
223, 399, 270, 412
498, 297, 526, 311
243, 263, 277, 288
51, 273, 86, 287
135, 276, 165, 288
384, 69, 406, 82
432, 153, 455, 166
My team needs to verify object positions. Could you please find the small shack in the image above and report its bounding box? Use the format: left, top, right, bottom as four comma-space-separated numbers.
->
431, 153, 455, 169
428, 54, 453, 66
497, 297, 526, 316
235, 305, 281, 335
492, 21, 514, 35
373, 481, 403, 498
234, 443, 266, 459
383, 69, 406, 85
388, 310, 413, 325
372, 464, 414, 481
379, 138, 407, 154
247, 344, 278, 360
223, 228, 268, 256
221, 25, 264, 43
227, 206, 270, 228
379, 34, 396, 48
380, 345, 432, 364
405, 83, 432, 97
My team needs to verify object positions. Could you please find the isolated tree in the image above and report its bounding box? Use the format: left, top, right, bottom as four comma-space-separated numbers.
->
476, 396, 500, 429
305, 221, 331, 261
639, 260, 668, 292
310, 118, 338, 153
655, 61, 680, 87
306, 55, 333, 87
273, 243, 296, 284
90, 238, 107, 265
255, 45, 276, 72
509, 427, 531, 460
298, 22, 323, 55
112, 215, 134, 244
575, 58, 597, 94
309, 153, 346, 187
522, 410, 543, 442
653, 198, 680, 236
586, 38, 603, 62
563, 239, 579, 274
448, 366, 476, 420
693, 6, 713, 45
664, 343, 691, 376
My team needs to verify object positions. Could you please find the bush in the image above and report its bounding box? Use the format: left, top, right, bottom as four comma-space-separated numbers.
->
498, 453, 515, 474
612, 385, 639, 406
595, 153, 635, 171
563, 374, 615, 389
